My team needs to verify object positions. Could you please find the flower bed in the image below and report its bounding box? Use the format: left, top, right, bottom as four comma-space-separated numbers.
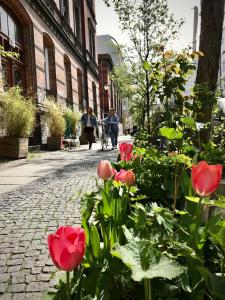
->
43, 142, 225, 300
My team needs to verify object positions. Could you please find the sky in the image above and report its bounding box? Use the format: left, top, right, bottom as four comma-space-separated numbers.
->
95, 0, 201, 51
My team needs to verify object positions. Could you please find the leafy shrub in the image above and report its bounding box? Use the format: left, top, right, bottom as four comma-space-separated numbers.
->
44, 98, 66, 137
64, 109, 81, 137
0, 86, 36, 137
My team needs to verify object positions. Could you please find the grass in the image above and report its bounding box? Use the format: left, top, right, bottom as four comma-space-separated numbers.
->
27, 152, 42, 161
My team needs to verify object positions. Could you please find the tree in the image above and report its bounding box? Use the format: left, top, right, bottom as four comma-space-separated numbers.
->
111, 62, 147, 128
102, 0, 182, 134
195, 0, 225, 143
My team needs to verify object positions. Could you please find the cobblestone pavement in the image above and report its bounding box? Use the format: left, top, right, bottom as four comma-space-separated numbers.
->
0, 149, 117, 299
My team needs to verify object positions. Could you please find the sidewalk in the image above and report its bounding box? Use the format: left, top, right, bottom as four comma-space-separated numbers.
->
0, 135, 133, 195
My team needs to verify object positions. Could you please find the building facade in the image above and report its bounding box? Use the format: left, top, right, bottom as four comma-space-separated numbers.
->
98, 53, 121, 119
97, 35, 122, 120
0, 0, 99, 145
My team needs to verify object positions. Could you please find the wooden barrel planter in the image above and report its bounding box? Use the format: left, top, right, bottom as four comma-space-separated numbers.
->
47, 136, 64, 150
0, 137, 28, 159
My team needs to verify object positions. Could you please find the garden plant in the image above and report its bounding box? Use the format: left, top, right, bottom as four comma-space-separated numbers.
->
43, 137, 225, 299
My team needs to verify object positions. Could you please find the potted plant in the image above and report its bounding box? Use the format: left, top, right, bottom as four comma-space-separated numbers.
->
0, 86, 36, 159
44, 98, 66, 150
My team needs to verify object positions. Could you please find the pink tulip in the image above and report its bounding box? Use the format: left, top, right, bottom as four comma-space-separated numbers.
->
114, 169, 127, 183
191, 161, 223, 197
48, 226, 85, 271
124, 170, 136, 186
97, 160, 114, 180
119, 143, 133, 161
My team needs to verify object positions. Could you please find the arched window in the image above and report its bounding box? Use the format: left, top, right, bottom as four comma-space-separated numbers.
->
92, 82, 97, 116
77, 68, 83, 111
43, 34, 56, 95
64, 55, 72, 107
0, 5, 24, 90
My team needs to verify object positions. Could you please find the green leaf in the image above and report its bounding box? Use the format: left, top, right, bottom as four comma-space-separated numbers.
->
198, 268, 225, 300
209, 220, 225, 251
90, 224, 100, 258
159, 127, 183, 140
143, 61, 151, 71
186, 196, 225, 209
185, 196, 200, 203
180, 117, 196, 129
111, 239, 184, 281
180, 268, 192, 293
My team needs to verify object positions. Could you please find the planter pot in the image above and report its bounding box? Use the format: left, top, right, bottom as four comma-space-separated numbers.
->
0, 137, 28, 159
47, 136, 64, 150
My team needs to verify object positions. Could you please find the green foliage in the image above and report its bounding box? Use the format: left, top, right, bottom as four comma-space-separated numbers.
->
64, 109, 80, 137
159, 127, 183, 140
0, 86, 36, 137
44, 98, 66, 137
0, 45, 19, 59
112, 229, 184, 281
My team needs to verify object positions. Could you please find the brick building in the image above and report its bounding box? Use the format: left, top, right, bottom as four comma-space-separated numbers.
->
97, 35, 122, 120
0, 0, 99, 145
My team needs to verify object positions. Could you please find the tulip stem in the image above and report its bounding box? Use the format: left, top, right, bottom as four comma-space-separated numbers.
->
194, 197, 203, 251
66, 271, 70, 300
144, 278, 152, 300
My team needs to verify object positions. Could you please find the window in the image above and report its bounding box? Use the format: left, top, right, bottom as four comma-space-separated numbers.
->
88, 19, 95, 58
0, 5, 24, 90
60, 0, 69, 23
43, 34, 56, 94
73, 1, 81, 40
44, 45, 50, 90
77, 68, 83, 110
64, 55, 72, 106
92, 82, 97, 116
0, 6, 22, 45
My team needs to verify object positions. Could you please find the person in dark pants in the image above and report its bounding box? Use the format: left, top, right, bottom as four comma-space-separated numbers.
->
103, 108, 119, 150
81, 107, 98, 149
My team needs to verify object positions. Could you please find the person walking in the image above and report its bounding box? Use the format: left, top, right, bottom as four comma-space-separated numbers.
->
81, 107, 98, 149
104, 108, 119, 150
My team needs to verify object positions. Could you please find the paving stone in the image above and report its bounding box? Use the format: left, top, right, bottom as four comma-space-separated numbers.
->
7, 266, 21, 273
7, 284, 26, 293
26, 282, 48, 292
12, 294, 25, 300
0, 274, 10, 283
25, 275, 37, 284
0, 283, 8, 293
7, 259, 23, 266
0, 294, 12, 300
11, 276, 25, 284
24, 293, 42, 299
37, 274, 51, 282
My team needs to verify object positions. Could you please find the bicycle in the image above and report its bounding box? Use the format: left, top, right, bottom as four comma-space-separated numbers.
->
99, 122, 109, 150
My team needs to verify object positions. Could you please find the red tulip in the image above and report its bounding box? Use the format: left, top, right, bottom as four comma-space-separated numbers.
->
114, 169, 135, 186
48, 226, 85, 271
191, 161, 223, 197
97, 160, 114, 180
119, 143, 133, 161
